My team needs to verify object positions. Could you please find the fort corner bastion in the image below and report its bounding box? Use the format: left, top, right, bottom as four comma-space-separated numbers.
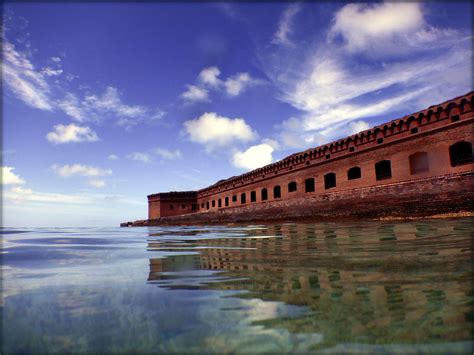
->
122, 92, 474, 227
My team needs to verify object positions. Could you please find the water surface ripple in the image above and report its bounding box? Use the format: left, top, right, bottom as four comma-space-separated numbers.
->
2, 219, 473, 353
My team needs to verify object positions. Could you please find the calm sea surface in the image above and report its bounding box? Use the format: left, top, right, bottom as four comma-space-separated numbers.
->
2, 219, 473, 353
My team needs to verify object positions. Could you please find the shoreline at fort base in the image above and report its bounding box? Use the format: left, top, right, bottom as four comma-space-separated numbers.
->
122, 91, 474, 227
121, 211, 474, 228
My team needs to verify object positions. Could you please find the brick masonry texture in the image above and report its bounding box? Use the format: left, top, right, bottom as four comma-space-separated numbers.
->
124, 92, 474, 226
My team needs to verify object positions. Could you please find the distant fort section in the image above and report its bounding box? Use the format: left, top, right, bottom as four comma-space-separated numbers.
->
123, 92, 474, 226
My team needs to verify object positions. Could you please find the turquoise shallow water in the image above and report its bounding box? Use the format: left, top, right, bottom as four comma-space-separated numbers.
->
1, 219, 473, 353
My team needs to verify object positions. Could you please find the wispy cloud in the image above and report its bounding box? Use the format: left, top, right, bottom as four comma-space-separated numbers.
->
154, 148, 182, 160
88, 179, 106, 188
3, 34, 165, 130
259, 2, 472, 150
3, 41, 53, 110
52, 163, 112, 178
126, 152, 153, 164
272, 4, 301, 46
46, 123, 99, 144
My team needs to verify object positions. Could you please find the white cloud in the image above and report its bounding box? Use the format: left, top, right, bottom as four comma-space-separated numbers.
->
329, 2, 424, 52
154, 148, 182, 160
2, 166, 26, 185
46, 123, 99, 144
232, 144, 274, 170
183, 67, 264, 103
52, 164, 112, 178
126, 152, 152, 164
181, 84, 210, 102
3, 41, 52, 110
51, 56, 62, 63
273, 4, 301, 46
41, 67, 63, 76
198, 66, 222, 87
108, 154, 119, 160
84, 86, 147, 118
224, 72, 258, 97
183, 112, 257, 149
88, 179, 106, 188
5, 186, 91, 204
57, 93, 85, 121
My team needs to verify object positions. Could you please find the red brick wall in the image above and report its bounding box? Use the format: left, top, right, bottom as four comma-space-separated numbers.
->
146, 92, 474, 221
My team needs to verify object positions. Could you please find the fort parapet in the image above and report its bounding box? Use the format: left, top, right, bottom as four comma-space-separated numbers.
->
124, 92, 474, 226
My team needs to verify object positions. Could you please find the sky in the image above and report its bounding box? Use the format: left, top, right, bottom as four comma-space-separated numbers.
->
2, 1, 472, 227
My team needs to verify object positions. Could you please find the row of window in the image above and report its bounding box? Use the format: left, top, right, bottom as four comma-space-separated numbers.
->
192, 141, 471, 211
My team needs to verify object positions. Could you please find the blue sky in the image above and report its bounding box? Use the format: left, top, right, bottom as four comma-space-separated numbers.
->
2, 2, 472, 227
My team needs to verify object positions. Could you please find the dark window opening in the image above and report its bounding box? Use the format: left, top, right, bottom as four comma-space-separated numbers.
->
306, 161, 310, 165
347, 167, 362, 180
288, 181, 297, 192
274, 185, 281, 198
326, 154, 331, 159
411, 127, 418, 134
192, 204, 196, 211
375, 160, 392, 180
449, 141, 472, 166
232, 195, 237, 202
212, 200, 215, 207
206, 202, 210, 209
241, 193, 246, 204
377, 138, 383, 144
451, 115, 460, 122
261, 188, 268, 201
201, 203, 204, 208
250, 191, 256, 202
218, 199, 222, 208
170, 205, 174, 210
182, 204, 185, 209
305, 178, 315, 192
289, 166, 293, 170
409, 152, 429, 174
225, 197, 229, 207
324, 173, 336, 189
349, 147, 355, 152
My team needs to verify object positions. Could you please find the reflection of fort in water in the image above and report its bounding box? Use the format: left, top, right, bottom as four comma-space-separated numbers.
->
147, 221, 473, 343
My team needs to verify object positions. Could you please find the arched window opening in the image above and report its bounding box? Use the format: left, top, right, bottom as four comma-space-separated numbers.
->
212, 200, 216, 207
201, 203, 204, 208
409, 152, 429, 174
274, 185, 281, 199
170, 205, 174, 210
192, 204, 196, 211
324, 173, 336, 189
225, 197, 229, 207
347, 167, 361, 180
218, 199, 222, 208
241, 193, 246, 204
449, 141, 473, 166
261, 188, 268, 201
250, 191, 256, 202
232, 195, 237, 203
206, 202, 210, 209
288, 181, 297, 193
375, 160, 392, 180
305, 178, 315, 192
181, 204, 185, 209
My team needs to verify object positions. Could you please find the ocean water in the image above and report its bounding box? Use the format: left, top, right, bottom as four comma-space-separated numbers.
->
1, 218, 473, 353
